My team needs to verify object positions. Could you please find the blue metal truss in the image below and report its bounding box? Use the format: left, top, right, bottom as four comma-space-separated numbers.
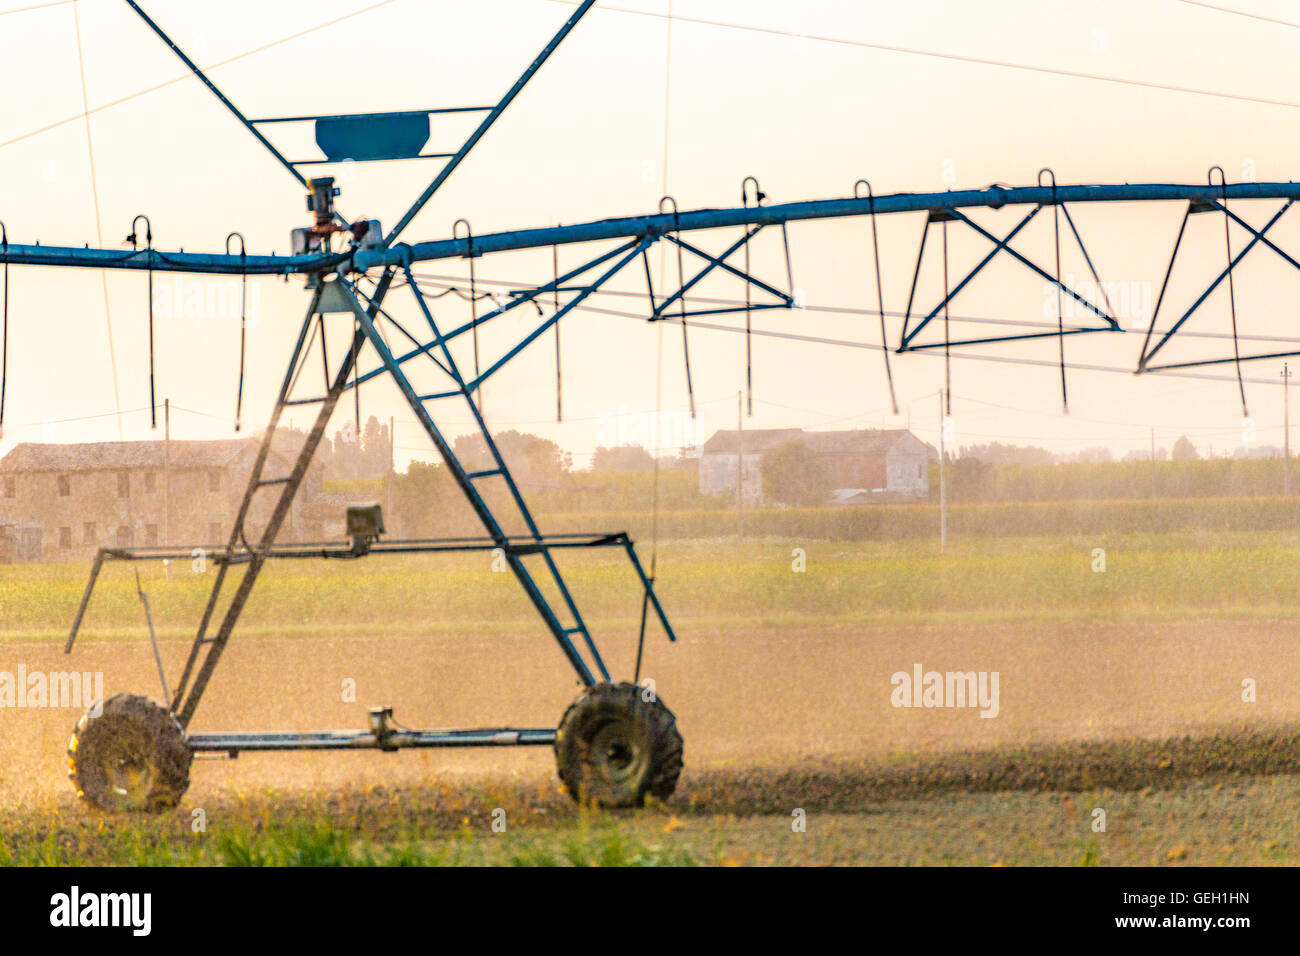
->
1139, 198, 1299, 372
897, 204, 1119, 353
13, 181, 1300, 274
66, 260, 679, 726
33, 3, 1300, 739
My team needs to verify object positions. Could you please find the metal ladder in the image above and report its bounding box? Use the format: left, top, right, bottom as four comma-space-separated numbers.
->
167, 266, 615, 727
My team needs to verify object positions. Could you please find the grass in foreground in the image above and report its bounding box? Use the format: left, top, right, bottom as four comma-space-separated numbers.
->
8, 726, 1300, 866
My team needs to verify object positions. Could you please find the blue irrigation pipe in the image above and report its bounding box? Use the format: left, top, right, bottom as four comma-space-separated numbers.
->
11, 182, 1300, 276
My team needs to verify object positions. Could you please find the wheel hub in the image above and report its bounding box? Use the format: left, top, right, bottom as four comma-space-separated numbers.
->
591, 721, 644, 783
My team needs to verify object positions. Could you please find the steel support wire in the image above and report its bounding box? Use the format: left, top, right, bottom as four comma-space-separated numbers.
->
660, 195, 696, 418
1040, 168, 1069, 412
854, 180, 898, 414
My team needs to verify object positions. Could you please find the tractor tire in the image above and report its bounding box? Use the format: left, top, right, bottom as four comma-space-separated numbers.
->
555, 681, 683, 808
67, 694, 192, 813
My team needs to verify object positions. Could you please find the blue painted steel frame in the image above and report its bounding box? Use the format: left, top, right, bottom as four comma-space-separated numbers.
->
34, 3, 1300, 748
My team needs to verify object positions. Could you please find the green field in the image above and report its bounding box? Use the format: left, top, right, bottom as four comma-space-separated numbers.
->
7, 526, 1300, 642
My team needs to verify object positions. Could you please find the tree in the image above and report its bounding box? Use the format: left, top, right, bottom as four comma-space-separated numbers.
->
591, 445, 655, 473
1171, 435, 1200, 461
957, 442, 1055, 465
759, 441, 834, 506
451, 430, 572, 488
948, 456, 993, 499
1071, 447, 1114, 464
392, 460, 469, 534
324, 415, 389, 480
361, 415, 392, 476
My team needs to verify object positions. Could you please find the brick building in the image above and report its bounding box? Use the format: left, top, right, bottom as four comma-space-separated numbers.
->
0, 438, 315, 561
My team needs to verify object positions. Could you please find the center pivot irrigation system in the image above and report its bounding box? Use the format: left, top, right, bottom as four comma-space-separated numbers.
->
5, 1, 1300, 812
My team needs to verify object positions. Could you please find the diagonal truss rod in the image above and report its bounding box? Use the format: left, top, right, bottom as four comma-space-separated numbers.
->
383, 0, 597, 244
346, 239, 646, 392
463, 240, 653, 394
122, 0, 597, 235
351, 265, 678, 685
170, 271, 394, 725
348, 230, 792, 394
1139, 199, 1299, 371
123, 0, 308, 189
899, 206, 1118, 352
651, 228, 794, 319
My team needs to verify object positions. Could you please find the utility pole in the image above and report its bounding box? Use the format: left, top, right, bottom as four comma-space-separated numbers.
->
388, 414, 395, 532
938, 389, 947, 552
1150, 426, 1156, 499
163, 398, 171, 581
737, 390, 744, 540
1284, 362, 1293, 495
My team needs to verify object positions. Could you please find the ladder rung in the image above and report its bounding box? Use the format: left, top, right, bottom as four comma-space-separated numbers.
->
257, 476, 292, 487
419, 389, 464, 402
466, 469, 502, 480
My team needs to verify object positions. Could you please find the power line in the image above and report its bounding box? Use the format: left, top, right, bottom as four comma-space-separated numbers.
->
390, 276, 1295, 434
540, 0, 1300, 112
0, 401, 223, 432
71, 0, 124, 440
955, 393, 1285, 434
1172, 0, 1300, 30
537, 294, 1293, 388
409, 270, 1300, 348
0, 405, 149, 430
0, 0, 72, 17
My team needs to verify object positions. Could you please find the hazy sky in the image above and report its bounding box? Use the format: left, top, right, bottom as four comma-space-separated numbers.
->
3, 0, 1300, 468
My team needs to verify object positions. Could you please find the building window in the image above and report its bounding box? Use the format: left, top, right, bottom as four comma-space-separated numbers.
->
208, 470, 221, 493
57, 474, 71, 497
83, 522, 96, 546
145, 472, 157, 494
917, 463, 923, 478
58, 526, 71, 550
2, 476, 14, 498
208, 522, 223, 543
116, 526, 133, 548
144, 524, 158, 546
117, 472, 130, 498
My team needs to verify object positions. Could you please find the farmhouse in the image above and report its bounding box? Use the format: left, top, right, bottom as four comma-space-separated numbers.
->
0, 437, 317, 562
698, 427, 935, 504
